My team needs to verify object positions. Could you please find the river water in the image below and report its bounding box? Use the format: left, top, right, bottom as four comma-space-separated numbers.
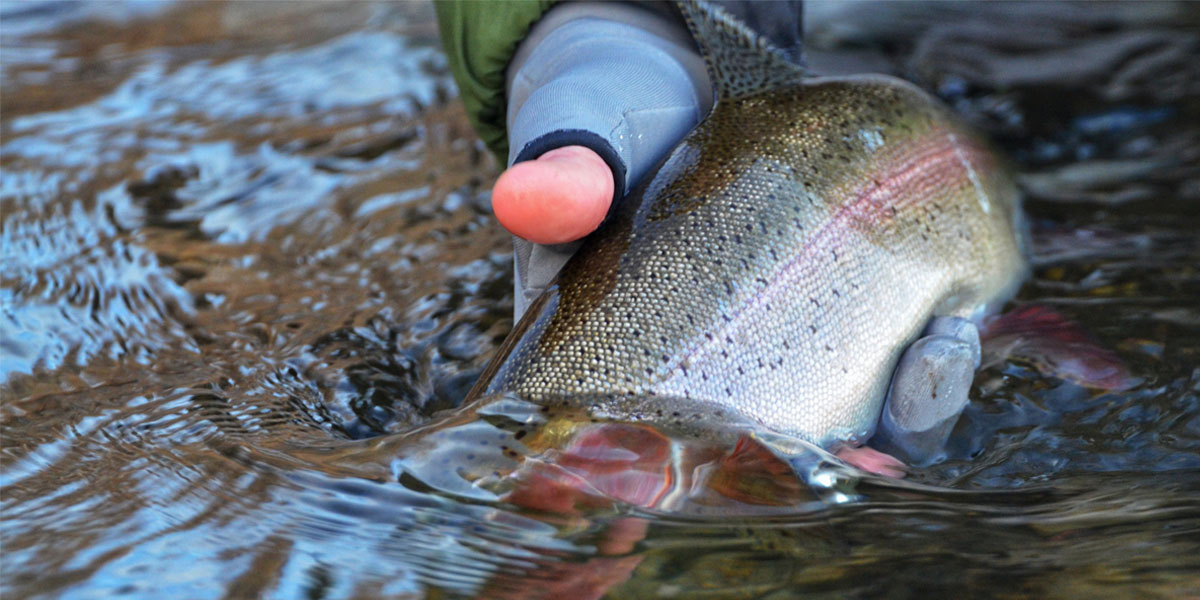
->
2, 2, 1198, 599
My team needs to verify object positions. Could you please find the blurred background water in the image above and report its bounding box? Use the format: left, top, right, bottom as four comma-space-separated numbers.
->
2, 2, 1198, 599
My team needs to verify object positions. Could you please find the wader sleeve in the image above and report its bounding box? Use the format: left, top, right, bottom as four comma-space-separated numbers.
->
434, 0, 555, 166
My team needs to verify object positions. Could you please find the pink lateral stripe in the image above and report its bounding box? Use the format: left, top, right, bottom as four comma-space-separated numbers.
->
660, 129, 982, 387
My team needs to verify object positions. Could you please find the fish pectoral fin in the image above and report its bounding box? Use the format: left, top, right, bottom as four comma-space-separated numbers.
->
834, 446, 907, 479
981, 304, 1138, 391
870, 316, 979, 466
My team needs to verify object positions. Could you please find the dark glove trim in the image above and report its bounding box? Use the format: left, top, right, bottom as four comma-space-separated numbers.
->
512, 129, 629, 214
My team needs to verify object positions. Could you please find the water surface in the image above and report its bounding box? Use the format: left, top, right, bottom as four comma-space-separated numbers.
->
3, 2, 1199, 598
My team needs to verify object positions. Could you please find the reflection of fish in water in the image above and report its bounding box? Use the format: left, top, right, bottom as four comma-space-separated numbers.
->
395, 0, 1029, 511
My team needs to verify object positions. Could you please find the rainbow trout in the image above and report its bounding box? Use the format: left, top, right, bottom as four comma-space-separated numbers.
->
464, 1, 1028, 453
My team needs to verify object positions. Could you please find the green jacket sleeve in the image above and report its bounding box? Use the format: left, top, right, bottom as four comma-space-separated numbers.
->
435, 0, 556, 165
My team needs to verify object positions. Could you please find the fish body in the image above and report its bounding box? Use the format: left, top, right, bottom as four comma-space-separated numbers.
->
468, 4, 1028, 450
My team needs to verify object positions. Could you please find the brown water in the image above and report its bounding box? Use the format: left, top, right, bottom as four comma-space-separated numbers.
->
2, 2, 1199, 599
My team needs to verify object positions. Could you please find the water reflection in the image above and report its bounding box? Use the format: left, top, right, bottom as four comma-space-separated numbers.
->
2, 1, 1199, 599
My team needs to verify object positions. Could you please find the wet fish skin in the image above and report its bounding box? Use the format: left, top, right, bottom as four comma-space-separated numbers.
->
471, 73, 1028, 450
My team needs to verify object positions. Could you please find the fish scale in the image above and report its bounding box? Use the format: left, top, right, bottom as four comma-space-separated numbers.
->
467, 3, 1027, 449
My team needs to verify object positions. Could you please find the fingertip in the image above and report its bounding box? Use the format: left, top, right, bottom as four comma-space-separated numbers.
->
491, 145, 614, 245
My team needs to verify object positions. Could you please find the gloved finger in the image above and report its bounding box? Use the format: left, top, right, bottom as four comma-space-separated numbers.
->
870, 317, 981, 465
506, 4, 710, 195
512, 238, 581, 321
923, 314, 981, 367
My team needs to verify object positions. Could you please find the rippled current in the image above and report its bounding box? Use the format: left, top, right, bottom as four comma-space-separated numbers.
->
2, 2, 1199, 599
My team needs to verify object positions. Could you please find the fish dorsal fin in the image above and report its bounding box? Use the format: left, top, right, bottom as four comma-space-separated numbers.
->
675, 0, 810, 103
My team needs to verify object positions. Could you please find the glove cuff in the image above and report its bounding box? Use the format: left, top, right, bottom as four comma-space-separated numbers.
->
511, 129, 628, 216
